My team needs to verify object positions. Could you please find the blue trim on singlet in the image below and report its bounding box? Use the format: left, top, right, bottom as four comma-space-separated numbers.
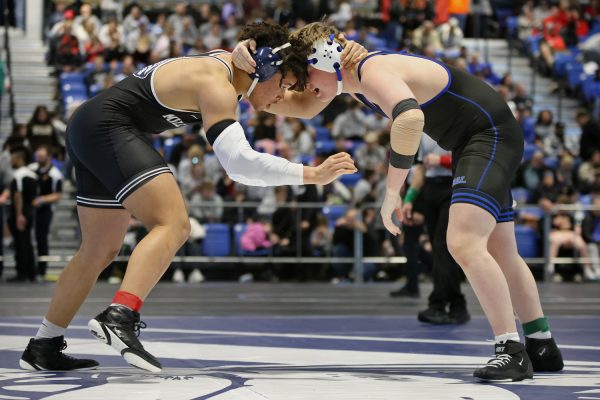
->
446, 91, 499, 190
354, 93, 388, 118
354, 50, 453, 110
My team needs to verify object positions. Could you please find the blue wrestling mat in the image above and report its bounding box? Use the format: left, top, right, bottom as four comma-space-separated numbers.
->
0, 316, 599, 399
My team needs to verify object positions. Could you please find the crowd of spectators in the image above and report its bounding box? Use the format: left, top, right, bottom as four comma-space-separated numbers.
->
2, 0, 599, 283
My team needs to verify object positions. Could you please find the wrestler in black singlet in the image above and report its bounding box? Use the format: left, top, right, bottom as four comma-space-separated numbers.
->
354, 51, 524, 223
66, 50, 233, 209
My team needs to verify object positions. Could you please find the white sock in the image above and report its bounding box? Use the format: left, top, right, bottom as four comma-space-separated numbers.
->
35, 318, 66, 339
495, 332, 520, 344
527, 331, 552, 339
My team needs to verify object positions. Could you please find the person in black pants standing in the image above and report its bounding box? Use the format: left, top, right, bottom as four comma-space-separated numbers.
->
0, 146, 13, 280
402, 134, 470, 324
7, 147, 38, 282
30, 146, 63, 280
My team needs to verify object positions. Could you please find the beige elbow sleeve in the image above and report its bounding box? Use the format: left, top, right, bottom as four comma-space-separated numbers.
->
389, 108, 425, 168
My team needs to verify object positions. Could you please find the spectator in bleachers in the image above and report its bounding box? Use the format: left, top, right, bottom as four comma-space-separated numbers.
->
556, 153, 577, 187
253, 112, 277, 141
167, 3, 189, 39
83, 34, 105, 63
534, 169, 567, 214
122, 5, 150, 38
412, 20, 443, 52
579, 32, 600, 64
520, 150, 548, 192
179, 158, 205, 201
288, 120, 315, 157
46, 1, 68, 39
29, 146, 63, 281
180, 16, 199, 53
0, 145, 12, 280
354, 131, 386, 171
331, 208, 366, 283
204, 20, 224, 51
223, 15, 240, 49
271, 186, 296, 256
332, 98, 371, 140
74, 18, 100, 53
353, 167, 381, 205
438, 17, 464, 50
543, 121, 577, 159
26, 106, 62, 156
577, 109, 600, 161
535, 109, 554, 140
310, 215, 331, 257
563, 7, 589, 48
581, 194, 600, 280
126, 21, 152, 64
577, 149, 600, 193
240, 217, 272, 252
548, 198, 596, 281
52, 21, 82, 72
100, 0, 123, 22
176, 144, 203, 186
113, 54, 135, 82
512, 83, 534, 111
4, 124, 30, 151
447, 0, 470, 32
103, 29, 126, 63
7, 147, 37, 283
73, 3, 101, 38
190, 180, 224, 223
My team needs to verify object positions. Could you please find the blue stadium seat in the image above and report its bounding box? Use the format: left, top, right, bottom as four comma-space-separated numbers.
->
63, 93, 88, 106
202, 224, 231, 256
234, 223, 270, 256
61, 82, 88, 95
163, 136, 182, 162
521, 117, 536, 143
514, 224, 538, 258
322, 205, 348, 228
579, 194, 592, 205
300, 155, 314, 165
511, 187, 531, 205
506, 16, 519, 38
316, 140, 336, 155
522, 143, 539, 162
315, 126, 331, 142
566, 63, 585, 90
59, 72, 85, 85
339, 172, 362, 187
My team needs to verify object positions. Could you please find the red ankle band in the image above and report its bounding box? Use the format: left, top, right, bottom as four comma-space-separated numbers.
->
112, 290, 143, 312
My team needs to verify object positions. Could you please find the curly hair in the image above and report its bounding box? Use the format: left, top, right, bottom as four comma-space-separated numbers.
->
289, 21, 345, 54
238, 22, 309, 91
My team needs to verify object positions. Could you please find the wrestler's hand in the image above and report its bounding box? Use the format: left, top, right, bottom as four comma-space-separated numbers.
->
401, 201, 414, 226
304, 152, 357, 185
232, 39, 257, 74
381, 190, 402, 236
339, 34, 368, 68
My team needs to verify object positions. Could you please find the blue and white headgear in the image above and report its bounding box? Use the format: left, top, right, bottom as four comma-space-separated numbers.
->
307, 33, 343, 96
246, 42, 292, 98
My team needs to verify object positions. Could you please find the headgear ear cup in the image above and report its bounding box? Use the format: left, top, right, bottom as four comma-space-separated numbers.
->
307, 33, 343, 95
246, 42, 291, 98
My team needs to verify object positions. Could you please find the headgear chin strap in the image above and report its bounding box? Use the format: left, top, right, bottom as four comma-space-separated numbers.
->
246, 42, 291, 98
307, 34, 343, 96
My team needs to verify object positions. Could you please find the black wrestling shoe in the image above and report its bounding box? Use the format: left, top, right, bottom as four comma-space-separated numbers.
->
389, 286, 420, 298
448, 307, 471, 325
417, 308, 451, 324
473, 340, 533, 382
20, 336, 99, 371
88, 305, 162, 372
526, 337, 564, 372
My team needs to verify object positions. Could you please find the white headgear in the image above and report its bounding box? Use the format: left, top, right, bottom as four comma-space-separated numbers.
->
307, 34, 343, 96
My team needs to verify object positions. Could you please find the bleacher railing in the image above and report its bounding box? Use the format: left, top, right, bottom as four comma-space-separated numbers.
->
4, 201, 599, 283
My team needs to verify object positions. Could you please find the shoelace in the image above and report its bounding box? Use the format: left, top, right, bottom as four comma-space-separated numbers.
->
486, 354, 513, 368
133, 320, 147, 337
58, 340, 77, 360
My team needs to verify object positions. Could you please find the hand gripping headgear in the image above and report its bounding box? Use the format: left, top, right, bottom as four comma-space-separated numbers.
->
307, 33, 343, 96
246, 42, 291, 98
